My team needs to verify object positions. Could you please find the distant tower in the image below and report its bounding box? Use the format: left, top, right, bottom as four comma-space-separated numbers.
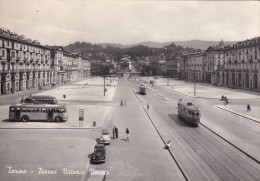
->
219, 39, 225, 48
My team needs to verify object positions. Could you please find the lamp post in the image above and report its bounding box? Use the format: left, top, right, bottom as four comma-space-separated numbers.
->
104, 75, 106, 96
194, 73, 197, 96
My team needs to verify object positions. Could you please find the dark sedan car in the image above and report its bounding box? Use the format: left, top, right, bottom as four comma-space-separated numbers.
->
90, 144, 106, 164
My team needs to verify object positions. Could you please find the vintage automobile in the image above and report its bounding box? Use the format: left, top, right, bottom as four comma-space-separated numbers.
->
90, 144, 106, 164
100, 129, 111, 144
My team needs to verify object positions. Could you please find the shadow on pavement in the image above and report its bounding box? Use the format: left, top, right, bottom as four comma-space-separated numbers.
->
168, 114, 198, 127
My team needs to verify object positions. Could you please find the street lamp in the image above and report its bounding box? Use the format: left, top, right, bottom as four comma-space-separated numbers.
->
194, 73, 197, 96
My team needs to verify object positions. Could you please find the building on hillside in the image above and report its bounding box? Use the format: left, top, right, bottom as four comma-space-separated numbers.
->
0, 28, 52, 95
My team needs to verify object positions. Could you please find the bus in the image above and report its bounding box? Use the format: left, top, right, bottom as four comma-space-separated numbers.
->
9, 104, 68, 122
23, 95, 58, 104
177, 100, 201, 125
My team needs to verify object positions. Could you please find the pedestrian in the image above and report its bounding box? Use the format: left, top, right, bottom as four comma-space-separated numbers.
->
147, 104, 150, 110
120, 99, 123, 106
225, 97, 228, 105
115, 127, 118, 139
247, 104, 251, 112
165, 140, 171, 149
113, 125, 116, 139
125, 100, 126, 106
126, 128, 130, 141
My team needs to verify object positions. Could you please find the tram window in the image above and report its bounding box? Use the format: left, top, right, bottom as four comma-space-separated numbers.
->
196, 113, 200, 116
192, 112, 195, 116
10, 107, 15, 111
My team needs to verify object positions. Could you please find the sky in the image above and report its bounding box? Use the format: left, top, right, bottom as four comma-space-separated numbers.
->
0, 0, 259, 46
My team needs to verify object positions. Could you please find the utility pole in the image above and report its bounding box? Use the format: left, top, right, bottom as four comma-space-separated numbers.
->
104, 75, 106, 96
194, 73, 197, 96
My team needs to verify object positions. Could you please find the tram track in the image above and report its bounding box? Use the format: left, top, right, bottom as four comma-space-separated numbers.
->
135, 79, 260, 165
199, 122, 260, 165
143, 107, 189, 181
130, 79, 260, 180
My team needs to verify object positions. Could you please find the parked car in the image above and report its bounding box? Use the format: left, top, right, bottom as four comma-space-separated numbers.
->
90, 144, 106, 164
100, 129, 111, 144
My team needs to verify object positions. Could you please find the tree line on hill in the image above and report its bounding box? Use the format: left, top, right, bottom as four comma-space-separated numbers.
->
64, 41, 201, 62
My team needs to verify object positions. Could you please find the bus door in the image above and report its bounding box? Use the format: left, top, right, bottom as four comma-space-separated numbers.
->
48, 109, 54, 121
16, 107, 21, 120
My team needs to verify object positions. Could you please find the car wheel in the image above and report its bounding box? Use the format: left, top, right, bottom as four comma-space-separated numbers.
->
21, 115, 29, 122
55, 116, 62, 122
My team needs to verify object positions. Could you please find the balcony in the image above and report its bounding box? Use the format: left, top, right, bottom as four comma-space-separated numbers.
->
0, 70, 10, 74
18, 69, 27, 73
10, 58, 16, 64
10, 69, 19, 74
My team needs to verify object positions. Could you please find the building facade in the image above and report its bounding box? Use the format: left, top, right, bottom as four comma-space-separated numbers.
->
223, 38, 260, 90
0, 29, 87, 95
0, 29, 52, 95
181, 37, 260, 91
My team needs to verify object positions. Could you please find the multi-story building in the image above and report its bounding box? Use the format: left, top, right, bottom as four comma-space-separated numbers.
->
223, 37, 260, 90
165, 58, 181, 78
181, 38, 260, 91
0, 29, 52, 95
0, 28, 88, 95
204, 41, 225, 85
49, 46, 83, 84
184, 52, 205, 82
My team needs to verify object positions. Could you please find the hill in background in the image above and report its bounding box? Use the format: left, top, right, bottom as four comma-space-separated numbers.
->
98, 40, 235, 50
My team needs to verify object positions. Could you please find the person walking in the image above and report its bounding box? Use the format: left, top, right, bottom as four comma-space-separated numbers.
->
120, 99, 123, 106
115, 127, 118, 139
126, 128, 130, 142
247, 104, 251, 112
147, 104, 150, 110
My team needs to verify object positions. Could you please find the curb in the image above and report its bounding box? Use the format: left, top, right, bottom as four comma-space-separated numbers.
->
216, 106, 260, 123
143, 107, 188, 181
0, 126, 101, 130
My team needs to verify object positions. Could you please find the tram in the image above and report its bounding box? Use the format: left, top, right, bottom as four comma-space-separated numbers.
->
139, 85, 146, 95
177, 100, 201, 125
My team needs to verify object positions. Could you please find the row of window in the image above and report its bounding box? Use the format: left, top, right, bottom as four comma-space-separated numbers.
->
0, 40, 50, 54
10, 107, 66, 113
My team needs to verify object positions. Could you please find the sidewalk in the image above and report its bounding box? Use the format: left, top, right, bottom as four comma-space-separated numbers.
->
216, 104, 260, 123
151, 77, 260, 100
0, 77, 118, 129
138, 77, 260, 123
